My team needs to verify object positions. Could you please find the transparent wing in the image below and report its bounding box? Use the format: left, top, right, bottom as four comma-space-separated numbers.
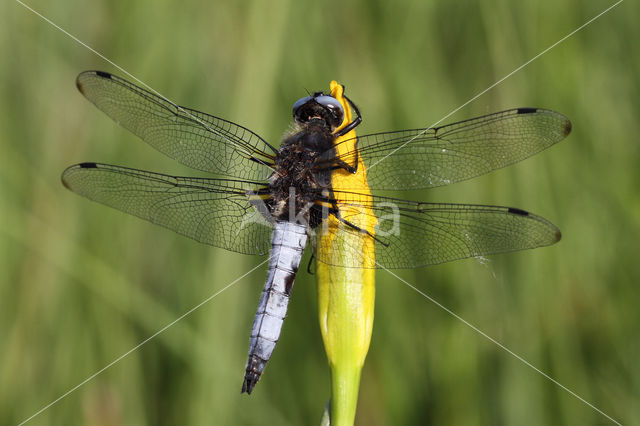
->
76, 71, 277, 180
333, 108, 571, 190
313, 191, 561, 269
62, 163, 273, 255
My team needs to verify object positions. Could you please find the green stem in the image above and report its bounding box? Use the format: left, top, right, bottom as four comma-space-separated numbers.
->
330, 364, 362, 425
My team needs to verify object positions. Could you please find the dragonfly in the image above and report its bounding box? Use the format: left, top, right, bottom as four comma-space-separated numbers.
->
62, 70, 571, 395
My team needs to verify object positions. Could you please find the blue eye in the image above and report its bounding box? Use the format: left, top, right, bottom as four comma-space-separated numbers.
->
292, 96, 312, 115
292, 93, 344, 128
314, 96, 344, 126
314, 96, 344, 114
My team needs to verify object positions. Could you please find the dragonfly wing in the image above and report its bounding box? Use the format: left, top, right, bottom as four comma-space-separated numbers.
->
62, 163, 273, 255
313, 191, 561, 269
334, 108, 571, 190
76, 71, 277, 180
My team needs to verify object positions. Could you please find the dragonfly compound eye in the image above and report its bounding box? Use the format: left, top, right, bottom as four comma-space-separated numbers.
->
292, 94, 344, 129
292, 96, 313, 116
314, 95, 344, 127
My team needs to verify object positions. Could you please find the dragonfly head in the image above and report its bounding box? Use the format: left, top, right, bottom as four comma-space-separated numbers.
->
292, 92, 344, 130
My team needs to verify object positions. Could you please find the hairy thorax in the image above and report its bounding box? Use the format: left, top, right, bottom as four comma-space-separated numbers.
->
269, 123, 335, 225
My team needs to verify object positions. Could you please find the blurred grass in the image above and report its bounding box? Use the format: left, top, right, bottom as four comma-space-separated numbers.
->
1, 0, 639, 424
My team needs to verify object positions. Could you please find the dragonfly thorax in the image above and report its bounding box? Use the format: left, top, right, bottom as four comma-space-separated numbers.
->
268, 124, 335, 226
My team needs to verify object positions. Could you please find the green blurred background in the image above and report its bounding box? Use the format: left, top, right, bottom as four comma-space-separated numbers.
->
1, 0, 639, 424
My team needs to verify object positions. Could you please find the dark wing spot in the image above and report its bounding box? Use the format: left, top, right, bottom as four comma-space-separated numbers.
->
62, 163, 98, 189
78, 162, 98, 168
77, 71, 112, 94
507, 207, 529, 216
516, 107, 537, 114
95, 70, 112, 79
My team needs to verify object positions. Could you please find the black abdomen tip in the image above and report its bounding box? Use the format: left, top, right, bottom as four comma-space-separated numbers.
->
242, 372, 260, 395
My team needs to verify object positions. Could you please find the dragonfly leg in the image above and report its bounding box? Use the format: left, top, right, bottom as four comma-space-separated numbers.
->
326, 188, 387, 247
333, 158, 358, 174
307, 252, 316, 274
333, 214, 387, 246
333, 94, 362, 137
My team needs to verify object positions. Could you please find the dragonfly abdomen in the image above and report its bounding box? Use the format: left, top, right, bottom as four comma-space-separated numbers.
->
242, 220, 308, 394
